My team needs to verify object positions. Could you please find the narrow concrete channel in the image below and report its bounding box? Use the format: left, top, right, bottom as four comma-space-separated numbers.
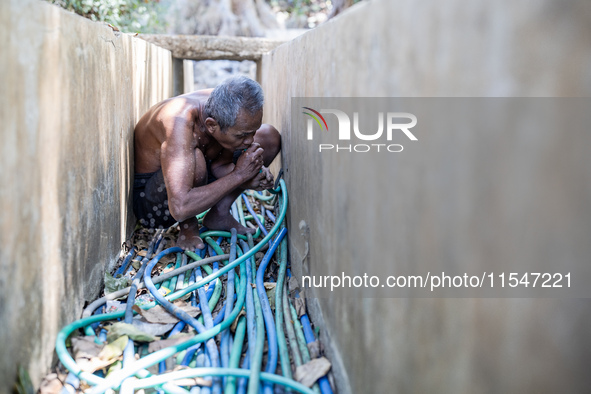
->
44, 184, 335, 393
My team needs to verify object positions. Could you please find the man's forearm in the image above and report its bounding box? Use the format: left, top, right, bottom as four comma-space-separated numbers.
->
168, 171, 244, 222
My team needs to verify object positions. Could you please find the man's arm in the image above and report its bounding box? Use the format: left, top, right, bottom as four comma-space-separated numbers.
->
160, 112, 264, 223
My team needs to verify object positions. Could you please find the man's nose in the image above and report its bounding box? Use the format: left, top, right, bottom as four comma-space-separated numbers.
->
244, 135, 254, 146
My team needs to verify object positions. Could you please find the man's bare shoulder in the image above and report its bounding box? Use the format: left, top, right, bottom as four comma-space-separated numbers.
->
177, 88, 214, 101
136, 89, 213, 132
156, 90, 213, 121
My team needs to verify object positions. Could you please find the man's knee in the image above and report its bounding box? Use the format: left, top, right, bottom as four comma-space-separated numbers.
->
255, 124, 281, 164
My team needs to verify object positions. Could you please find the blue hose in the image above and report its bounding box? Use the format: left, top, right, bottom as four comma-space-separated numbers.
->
88, 306, 104, 336
195, 266, 219, 394
122, 232, 163, 394
300, 314, 333, 394
175, 253, 188, 291
141, 247, 221, 394
236, 348, 250, 394
242, 194, 268, 236
59, 180, 313, 393
196, 268, 215, 330
256, 227, 288, 394
60, 372, 80, 394
212, 294, 236, 326
181, 269, 204, 369
221, 229, 238, 370
98, 328, 107, 343
266, 210, 276, 223
114, 247, 136, 277
238, 241, 257, 366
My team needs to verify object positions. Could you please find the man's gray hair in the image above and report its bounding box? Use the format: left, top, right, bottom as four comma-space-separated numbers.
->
204, 76, 264, 131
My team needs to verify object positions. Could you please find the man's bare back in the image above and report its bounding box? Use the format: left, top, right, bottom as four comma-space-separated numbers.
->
134, 89, 212, 174
133, 77, 280, 250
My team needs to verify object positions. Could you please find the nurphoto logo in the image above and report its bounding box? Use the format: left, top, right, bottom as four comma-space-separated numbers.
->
302, 106, 418, 153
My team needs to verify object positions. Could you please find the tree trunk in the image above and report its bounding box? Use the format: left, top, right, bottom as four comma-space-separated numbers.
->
328, 0, 355, 19
166, 0, 279, 37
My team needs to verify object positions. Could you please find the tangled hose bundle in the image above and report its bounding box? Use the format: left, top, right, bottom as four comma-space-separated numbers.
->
54, 180, 333, 393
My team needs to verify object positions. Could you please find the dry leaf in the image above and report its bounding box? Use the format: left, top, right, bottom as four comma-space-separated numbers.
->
132, 259, 142, 271
295, 297, 306, 318
288, 277, 299, 293
294, 357, 331, 388
71, 337, 102, 359
230, 310, 247, 332
132, 316, 176, 337
148, 333, 193, 353
158, 254, 177, 266
71, 335, 121, 374
132, 304, 201, 324
104, 272, 131, 294
136, 240, 148, 249
265, 286, 276, 311
106, 322, 156, 342
307, 340, 321, 359
98, 336, 128, 361
39, 373, 64, 394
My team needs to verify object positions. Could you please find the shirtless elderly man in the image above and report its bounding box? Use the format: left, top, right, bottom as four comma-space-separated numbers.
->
133, 76, 280, 250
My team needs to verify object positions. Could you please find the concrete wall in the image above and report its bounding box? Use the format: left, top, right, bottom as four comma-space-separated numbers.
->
0, 0, 172, 389
260, 1, 591, 393
183, 59, 195, 94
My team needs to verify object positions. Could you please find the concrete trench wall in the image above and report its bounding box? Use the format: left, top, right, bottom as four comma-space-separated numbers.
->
0, 0, 172, 389
2, 0, 590, 392
260, 1, 591, 393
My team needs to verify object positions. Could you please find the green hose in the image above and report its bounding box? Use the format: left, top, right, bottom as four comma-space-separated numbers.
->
161, 254, 181, 291
55, 180, 289, 390
283, 283, 303, 366
199, 213, 265, 241
248, 232, 266, 394
275, 194, 292, 380
196, 209, 209, 222
185, 250, 223, 326
237, 196, 246, 226
246, 190, 275, 202
55, 247, 243, 388
90, 256, 248, 393
167, 253, 183, 290
290, 302, 310, 363
290, 300, 321, 394
131, 367, 314, 394
225, 315, 246, 394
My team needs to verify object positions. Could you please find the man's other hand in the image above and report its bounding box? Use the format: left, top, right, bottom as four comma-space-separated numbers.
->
241, 166, 274, 191
234, 142, 264, 181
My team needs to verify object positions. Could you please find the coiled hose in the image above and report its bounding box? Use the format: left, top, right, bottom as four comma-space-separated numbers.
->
54, 180, 331, 393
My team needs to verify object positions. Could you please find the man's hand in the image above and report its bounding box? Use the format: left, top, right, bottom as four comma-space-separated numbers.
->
234, 143, 264, 181
241, 166, 274, 191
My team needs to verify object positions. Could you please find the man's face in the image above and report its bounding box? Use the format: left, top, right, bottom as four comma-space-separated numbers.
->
215, 109, 263, 151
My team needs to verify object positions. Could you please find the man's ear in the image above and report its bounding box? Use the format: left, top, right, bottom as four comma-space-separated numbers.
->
205, 117, 219, 134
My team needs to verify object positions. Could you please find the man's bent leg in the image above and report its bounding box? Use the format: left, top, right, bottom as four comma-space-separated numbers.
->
202, 187, 256, 235
255, 124, 281, 166
177, 217, 205, 250
176, 149, 210, 250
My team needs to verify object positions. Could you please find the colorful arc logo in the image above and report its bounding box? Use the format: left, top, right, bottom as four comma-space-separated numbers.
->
302, 107, 328, 131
